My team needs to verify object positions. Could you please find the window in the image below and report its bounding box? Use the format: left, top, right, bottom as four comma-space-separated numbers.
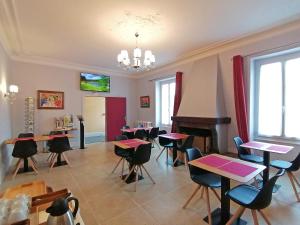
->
156, 78, 176, 126
253, 50, 300, 140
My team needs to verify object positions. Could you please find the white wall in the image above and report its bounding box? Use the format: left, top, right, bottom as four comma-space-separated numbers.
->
137, 23, 300, 161
0, 43, 13, 184
10, 61, 137, 146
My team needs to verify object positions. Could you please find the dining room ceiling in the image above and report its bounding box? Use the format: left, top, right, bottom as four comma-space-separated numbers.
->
1, 0, 300, 76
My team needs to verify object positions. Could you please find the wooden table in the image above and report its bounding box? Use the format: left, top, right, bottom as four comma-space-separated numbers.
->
189, 154, 265, 225
113, 138, 150, 183
5, 134, 74, 172
240, 141, 293, 186
158, 133, 189, 167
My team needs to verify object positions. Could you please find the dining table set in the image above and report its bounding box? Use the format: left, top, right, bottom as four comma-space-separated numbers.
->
113, 128, 298, 224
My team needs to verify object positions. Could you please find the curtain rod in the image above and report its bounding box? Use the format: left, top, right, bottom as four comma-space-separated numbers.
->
232, 41, 300, 60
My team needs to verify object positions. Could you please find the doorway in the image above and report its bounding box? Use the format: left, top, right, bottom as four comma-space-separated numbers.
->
83, 96, 106, 143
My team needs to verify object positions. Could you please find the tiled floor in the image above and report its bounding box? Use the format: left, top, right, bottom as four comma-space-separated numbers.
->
1, 142, 300, 225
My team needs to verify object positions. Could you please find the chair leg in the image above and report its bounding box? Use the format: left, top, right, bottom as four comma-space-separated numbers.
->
225, 206, 245, 225
184, 154, 189, 171
141, 165, 155, 184
111, 158, 123, 174
251, 210, 259, 225
62, 153, 71, 167
120, 158, 125, 177
254, 176, 259, 188
204, 187, 212, 225
124, 166, 136, 183
139, 166, 143, 177
173, 155, 179, 167
47, 153, 53, 162
49, 153, 56, 165
166, 148, 169, 164
134, 167, 139, 192
210, 188, 221, 202
200, 186, 204, 198
29, 158, 38, 175
182, 185, 201, 209
291, 172, 300, 188
287, 172, 300, 201
156, 148, 165, 160
49, 154, 57, 171
30, 156, 37, 166
258, 210, 271, 225
12, 159, 22, 179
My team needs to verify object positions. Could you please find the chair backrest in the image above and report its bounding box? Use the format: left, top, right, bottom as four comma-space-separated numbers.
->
122, 125, 130, 129
289, 153, 300, 172
134, 129, 147, 140
12, 140, 37, 158
158, 130, 172, 146
18, 133, 34, 138
179, 135, 194, 151
115, 135, 128, 141
132, 143, 152, 165
249, 169, 285, 209
185, 148, 206, 176
233, 136, 249, 156
49, 131, 64, 135
149, 127, 159, 139
49, 136, 71, 153
47, 131, 64, 147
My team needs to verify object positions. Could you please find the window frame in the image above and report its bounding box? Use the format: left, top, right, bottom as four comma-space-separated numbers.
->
252, 50, 300, 142
156, 77, 176, 127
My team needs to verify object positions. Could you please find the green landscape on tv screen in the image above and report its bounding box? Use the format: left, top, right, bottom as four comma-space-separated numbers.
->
80, 73, 110, 92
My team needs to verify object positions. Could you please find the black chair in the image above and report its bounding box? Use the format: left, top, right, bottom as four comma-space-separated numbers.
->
47, 131, 63, 149
156, 130, 173, 163
148, 127, 159, 148
269, 153, 300, 201
124, 143, 155, 191
111, 135, 132, 177
122, 125, 130, 129
18, 133, 34, 138
183, 148, 221, 225
134, 129, 148, 140
173, 135, 195, 167
225, 169, 285, 225
12, 139, 38, 178
233, 136, 263, 164
48, 136, 72, 170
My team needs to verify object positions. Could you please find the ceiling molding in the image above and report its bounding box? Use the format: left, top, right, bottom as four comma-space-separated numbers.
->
136, 19, 300, 78
11, 54, 133, 78
0, 0, 23, 54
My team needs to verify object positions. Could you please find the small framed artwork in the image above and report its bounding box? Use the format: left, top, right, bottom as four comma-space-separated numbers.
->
37, 90, 64, 109
140, 96, 150, 108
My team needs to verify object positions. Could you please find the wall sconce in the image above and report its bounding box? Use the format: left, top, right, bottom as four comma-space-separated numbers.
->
4, 84, 19, 103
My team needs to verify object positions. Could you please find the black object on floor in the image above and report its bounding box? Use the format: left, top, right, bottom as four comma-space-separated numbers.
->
122, 173, 144, 184
203, 208, 247, 225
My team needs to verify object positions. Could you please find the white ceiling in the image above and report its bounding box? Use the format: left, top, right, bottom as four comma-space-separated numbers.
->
1, 0, 300, 76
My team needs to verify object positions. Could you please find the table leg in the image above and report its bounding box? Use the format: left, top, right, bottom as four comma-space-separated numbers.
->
23, 158, 29, 172
221, 176, 230, 224
263, 152, 270, 186
53, 153, 68, 167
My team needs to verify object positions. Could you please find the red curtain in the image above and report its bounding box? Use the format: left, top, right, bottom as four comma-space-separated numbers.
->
171, 72, 183, 132
233, 55, 249, 142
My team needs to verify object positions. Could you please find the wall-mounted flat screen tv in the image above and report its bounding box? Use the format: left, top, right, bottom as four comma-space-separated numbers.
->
80, 73, 110, 92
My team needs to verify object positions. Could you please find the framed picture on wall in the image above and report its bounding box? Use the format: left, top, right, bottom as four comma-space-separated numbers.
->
140, 96, 150, 108
37, 90, 64, 109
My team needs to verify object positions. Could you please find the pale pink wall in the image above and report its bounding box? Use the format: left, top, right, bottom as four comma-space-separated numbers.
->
137, 25, 300, 160
0, 42, 13, 184
10, 61, 137, 146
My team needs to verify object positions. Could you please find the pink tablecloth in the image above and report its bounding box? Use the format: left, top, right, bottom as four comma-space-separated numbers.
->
221, 162, 257, 177
197, 155, 231, 168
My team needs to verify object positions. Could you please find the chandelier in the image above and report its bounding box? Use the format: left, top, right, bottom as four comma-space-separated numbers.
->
117, 33, 155, 71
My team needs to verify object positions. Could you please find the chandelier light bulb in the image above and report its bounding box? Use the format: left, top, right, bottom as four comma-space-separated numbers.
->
117, 33, 155, 71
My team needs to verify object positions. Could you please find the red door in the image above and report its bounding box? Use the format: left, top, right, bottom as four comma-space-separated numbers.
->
106, 97, 126, 141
